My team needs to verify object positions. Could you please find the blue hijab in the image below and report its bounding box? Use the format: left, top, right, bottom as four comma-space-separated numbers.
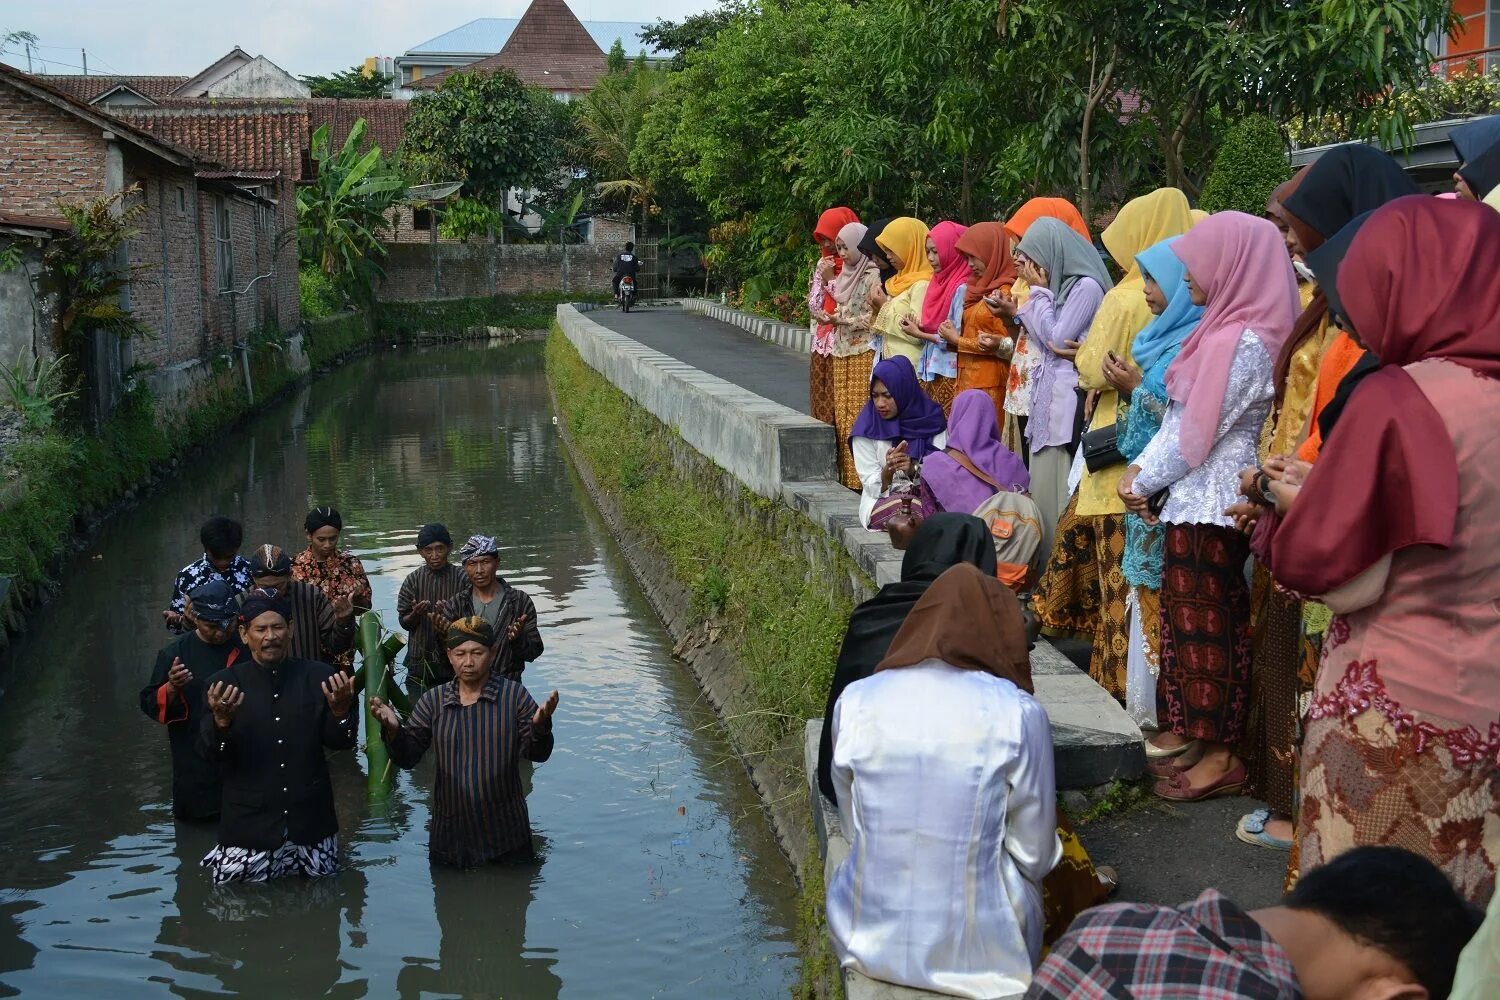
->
1130, 237, 1203, 397
849, 356, 947, 460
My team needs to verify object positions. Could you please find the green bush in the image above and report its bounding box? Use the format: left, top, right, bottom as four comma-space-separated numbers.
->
374, 292, 607, 339
299, 267, 342, 320
1198, 114, 1291, 216
303, 312, 375, 370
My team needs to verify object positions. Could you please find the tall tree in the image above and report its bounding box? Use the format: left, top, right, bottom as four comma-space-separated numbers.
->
298, 120, 405, 301
576, 64, 667, 231
300, 65, 394, 99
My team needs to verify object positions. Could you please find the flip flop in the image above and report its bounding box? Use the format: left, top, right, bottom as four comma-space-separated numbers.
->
1235, 808, 1293, 851
1152, 760, 1247, 802
1144, 737, 1199, 760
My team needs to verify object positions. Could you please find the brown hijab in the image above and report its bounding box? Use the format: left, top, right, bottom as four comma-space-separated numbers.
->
1267, 168, 1329, 406
875, 563, 1033, 693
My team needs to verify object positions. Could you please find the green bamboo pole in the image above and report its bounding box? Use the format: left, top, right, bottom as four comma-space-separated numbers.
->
358, 611, 393, 800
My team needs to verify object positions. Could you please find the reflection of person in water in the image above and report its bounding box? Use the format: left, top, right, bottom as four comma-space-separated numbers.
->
397, 859, 561, 1000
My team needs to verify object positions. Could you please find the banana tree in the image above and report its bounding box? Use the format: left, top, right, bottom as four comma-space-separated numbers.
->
296, 120, 406, 303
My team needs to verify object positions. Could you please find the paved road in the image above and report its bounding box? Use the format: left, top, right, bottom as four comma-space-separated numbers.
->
588, 303, 1290, 910
586, 304, 815, 415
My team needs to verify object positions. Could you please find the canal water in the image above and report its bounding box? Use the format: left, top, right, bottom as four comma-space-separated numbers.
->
0, 341, 800, 998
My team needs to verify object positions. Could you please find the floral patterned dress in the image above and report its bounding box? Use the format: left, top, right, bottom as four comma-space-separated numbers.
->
292, 548, 372, 672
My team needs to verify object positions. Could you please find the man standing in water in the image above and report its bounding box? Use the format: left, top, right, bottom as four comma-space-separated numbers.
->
370, 617, 559, 865
164, 516, 253, 633
396, 523, 469, 694
198, 591, 356, 883
437, 535, 543, 681
245, 543, 356, 666
139, 579, 244, 822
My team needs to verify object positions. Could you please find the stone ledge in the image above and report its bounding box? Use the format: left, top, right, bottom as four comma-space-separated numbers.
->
681, 297, 811, 354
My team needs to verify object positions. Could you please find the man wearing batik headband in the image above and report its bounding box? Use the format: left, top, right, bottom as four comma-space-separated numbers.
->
197, 589, 356, 884
435, 535, 543, 681
244, 542, 356, 668
370, 616, 559, 865
138, 578, 245, 822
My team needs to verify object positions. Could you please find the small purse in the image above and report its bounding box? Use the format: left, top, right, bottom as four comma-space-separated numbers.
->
868, 475, 938, 532
1080, 423, 1126, 473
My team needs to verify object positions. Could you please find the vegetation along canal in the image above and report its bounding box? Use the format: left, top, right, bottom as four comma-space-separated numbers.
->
0, 341, 799, 997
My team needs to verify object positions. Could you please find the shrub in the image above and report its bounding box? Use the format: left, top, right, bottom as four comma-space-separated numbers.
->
1198, 114, 1291, 216
299, 267, 342, 319
1289, 67, 1500, 148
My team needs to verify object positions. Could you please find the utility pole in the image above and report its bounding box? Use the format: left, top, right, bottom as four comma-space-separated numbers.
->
82, 49, 88, 74
25, 42, 32, 73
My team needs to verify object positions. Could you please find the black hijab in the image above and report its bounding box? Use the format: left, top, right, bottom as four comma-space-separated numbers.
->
1451, 114, 1500, 167
816, 514, 997, 802
1305, 210, 1378, 443
1281, 144, 1418, 250
1459, 140, 1500, 201
858, 217, 899, 287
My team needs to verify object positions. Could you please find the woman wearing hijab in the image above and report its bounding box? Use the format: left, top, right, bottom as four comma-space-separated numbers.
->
827, 563, 1059, 997
909, 220, 970, 415
1110, 237, 1203, 729
1279, 144, 1419, 464
1457, 140, 1500, 205
923, 389, 1029, 515
1451, 114, 1500, 194
809, 207, 860, 425
1014, 217, 1112, 606
872, 217, 935, 367
1119, 212, 1299, 802
829, 221, 882, 490
850, 356, 948, 527
1052, 187, 1195, 701
952, 221, 1020, 417
1000, 199, 1093, 458
1270, 198, 1500, 904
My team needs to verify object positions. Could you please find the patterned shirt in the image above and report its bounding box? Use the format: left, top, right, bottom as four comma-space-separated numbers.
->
1026, 890, 1301, 999
385, 671, 554, 866
396, 563, 470, 687
167, 554, 254, 631
292, 549, 372, 671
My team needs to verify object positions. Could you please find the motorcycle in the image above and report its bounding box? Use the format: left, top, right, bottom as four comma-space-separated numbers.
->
618, 275, 636, 313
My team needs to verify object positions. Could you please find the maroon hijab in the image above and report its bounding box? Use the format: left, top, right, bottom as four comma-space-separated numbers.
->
1271, 197, 1500, 594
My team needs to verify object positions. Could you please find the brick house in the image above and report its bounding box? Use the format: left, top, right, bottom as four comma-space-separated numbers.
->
0, 62, 292, 417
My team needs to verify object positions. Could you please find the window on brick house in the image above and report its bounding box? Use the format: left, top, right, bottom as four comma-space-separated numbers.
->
413, 208, 433, 231
214, 195, 233, 292
177, 186, 187, 214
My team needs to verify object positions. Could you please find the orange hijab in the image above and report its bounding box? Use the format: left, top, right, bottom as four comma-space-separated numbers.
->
1004, 197, 1091, 246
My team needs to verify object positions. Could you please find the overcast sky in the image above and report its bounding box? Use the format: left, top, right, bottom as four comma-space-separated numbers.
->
4, 1, 710, 77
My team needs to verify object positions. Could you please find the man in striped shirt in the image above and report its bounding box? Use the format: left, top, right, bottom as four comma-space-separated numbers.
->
243, 544, 355, 667
370, 616, 559, 866
396, 524, 469, 693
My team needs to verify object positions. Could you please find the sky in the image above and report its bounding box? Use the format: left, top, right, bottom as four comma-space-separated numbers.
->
3, 0, 710, 78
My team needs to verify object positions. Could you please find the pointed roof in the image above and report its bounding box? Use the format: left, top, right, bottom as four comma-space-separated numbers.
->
35, 74, 189, 104
410, 0, 608, 92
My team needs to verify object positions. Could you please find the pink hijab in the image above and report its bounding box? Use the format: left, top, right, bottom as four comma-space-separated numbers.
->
1164, 211, 1299, 467
919, 221, 970, 333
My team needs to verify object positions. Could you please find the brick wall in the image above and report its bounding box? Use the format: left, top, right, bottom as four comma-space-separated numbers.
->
0, 83, 106, 211
375, 242, 626, 301
120, 153, 205, 369
197, 185, 268, 346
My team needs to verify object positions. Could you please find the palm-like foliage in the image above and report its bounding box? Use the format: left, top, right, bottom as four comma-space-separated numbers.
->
296, 120, 406, 303
576, 67, 666, 229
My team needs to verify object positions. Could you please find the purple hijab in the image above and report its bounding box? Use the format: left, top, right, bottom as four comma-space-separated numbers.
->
922, 390, 1029, 515
849, 356, 947, 461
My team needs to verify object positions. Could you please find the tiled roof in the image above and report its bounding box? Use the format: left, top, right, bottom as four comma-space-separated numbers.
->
34, 74, 189, 104
0, 212, 71, 234
0, 62, 200, 165
114, 105, 307, 177
196, 169, 280, 180
411, 0, 608, 92
405, 14, 663, 58
305, 98, 411, 156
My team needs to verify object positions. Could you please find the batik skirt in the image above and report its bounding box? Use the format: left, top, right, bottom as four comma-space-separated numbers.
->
1088, 514, 1130, 702
921, 374, 958, 417
1157, 523, 1253, 744
1244, 565, 1313, 818
810, 351, 836, 425
202, 834, 340, 885
832, 353, 875, 491
1032, 495, 1101, 640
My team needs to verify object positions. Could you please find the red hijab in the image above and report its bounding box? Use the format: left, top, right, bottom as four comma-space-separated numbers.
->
1272, 197, 1500, 593
919, 220, 970, 333
955, 221, 1017, 307
814, 207, 859, 263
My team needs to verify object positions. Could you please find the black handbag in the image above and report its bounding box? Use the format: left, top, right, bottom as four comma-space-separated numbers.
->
1080, 422, 1125, 473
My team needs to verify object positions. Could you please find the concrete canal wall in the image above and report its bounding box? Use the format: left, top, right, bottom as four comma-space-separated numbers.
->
548, 303, 1144, 999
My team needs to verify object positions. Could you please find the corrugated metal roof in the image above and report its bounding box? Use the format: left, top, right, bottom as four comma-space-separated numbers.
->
406, 14, 664, 58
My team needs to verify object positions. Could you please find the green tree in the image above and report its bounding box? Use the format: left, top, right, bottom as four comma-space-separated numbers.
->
640, 4, 748, 68
400, 69, 563, 208
1198, 115, 1291, 215
577, 63, 667, 230
300, 65, 394, 99
606, 39, 627, 74
297, 120, 406, 302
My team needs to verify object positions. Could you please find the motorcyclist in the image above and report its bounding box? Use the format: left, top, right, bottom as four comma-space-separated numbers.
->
612, 242, 641, 299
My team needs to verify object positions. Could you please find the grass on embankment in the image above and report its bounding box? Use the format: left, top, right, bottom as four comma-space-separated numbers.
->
546, 326, 854, 999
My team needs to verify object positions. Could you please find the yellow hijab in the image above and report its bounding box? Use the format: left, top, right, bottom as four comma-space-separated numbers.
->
876, 217, 934, 297
1100, 187, 1196, 284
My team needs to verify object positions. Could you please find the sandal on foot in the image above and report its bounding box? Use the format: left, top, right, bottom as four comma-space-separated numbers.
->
1146, 742, 1206, 777
1144, 737, 1199, 760
1235, 808, 1293, 851
1152, 761, 1246, 802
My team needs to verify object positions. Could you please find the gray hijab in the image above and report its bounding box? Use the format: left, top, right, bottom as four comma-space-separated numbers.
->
1016, 216, 1114, 305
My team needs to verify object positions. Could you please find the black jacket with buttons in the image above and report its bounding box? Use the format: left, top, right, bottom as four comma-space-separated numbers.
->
198, 656, 356, 851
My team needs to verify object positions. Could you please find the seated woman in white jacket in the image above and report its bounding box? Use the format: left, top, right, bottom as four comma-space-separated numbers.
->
827, 562, 1062, 998
849, 355, 948, 527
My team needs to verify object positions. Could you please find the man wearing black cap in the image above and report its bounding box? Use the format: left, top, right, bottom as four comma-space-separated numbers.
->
396, 524, 468, 694
139, 579, 246, 822
244, 543, 355, 667
197, 590, 356, 883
